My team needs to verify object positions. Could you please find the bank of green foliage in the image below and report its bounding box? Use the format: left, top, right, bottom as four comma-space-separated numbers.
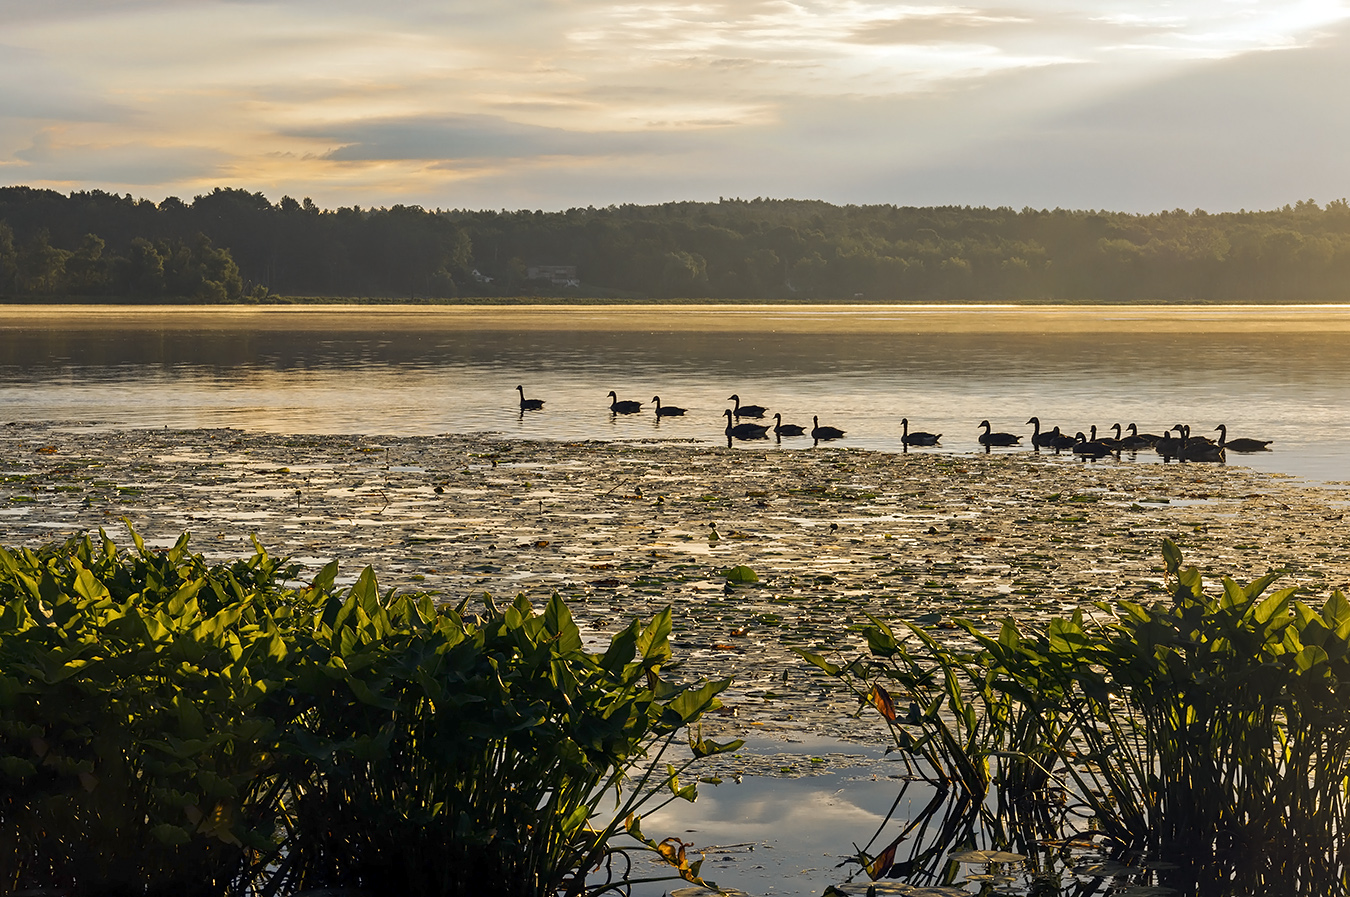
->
5, 186, 1350, 302
800, 540, 1350, 890
0, 530, 738, 896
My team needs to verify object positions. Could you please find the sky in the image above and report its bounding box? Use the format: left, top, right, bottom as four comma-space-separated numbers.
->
1, 0, 1348, 213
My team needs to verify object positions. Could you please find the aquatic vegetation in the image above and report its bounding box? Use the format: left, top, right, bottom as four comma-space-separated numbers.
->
802, 540, 1350, 891
0, 530, 739, 896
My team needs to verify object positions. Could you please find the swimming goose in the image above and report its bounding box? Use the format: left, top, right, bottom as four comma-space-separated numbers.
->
1091, 424, 1123, 450
1155, 424, 1187, 459
902, 418, 941, 446
773, 413, 806, 437
1027, 417, 1057, 449
1072, 432, 1114, 458
652, 396, 686, 417
728, 394, 767, 418
1046, 426, 1078, 451
978, 420, 1021, 446
607, 391, 642, 414
1179, 425, 1224, 462
1118, 423, 1154, 451
811, 416, 845, 441
516, 385, 544, 411
724, 408, 769, 440
1214, 424, 1272, 453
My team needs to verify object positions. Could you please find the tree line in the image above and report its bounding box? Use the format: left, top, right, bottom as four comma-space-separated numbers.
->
3, 185, 1350, 302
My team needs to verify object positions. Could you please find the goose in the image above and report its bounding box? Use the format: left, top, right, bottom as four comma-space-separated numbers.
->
978, 420, 1021, 447
1027, 417, 1059, 449
1091, 424, 1123, 450
1214, 424, 1272, 453
728, 394, 767, 419
724, 408, 769, 440
811, 416, 845, 441
902, 418, 941, 446
1174, 424, 1224, 462
773, 413, 806, 437
1046, 426, 1078, 451
652, 396, 686, 417
1154, 425, 1186, 459
607, 391, 642, 414
1118, 423, 1154, 451
516, 385, 544, 411
1072, 432, 1114, 458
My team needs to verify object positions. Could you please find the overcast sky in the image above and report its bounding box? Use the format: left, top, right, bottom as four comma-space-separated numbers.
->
2, 0, 1347, 212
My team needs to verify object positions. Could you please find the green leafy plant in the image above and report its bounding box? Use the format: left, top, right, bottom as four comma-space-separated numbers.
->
0, 528, 740, 896
801, 540, 1350, 890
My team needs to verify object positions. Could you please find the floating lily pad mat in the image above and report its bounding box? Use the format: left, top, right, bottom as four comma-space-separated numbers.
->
3, 423, 1349, 748
3, 424, 1348, 895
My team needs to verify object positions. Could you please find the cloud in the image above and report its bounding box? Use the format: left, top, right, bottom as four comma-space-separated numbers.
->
0, 45, 129, 124
816, 24, 1350, 211
7, 129, 228, 186
283, 114, 694, 163
3, 1, 1349, 211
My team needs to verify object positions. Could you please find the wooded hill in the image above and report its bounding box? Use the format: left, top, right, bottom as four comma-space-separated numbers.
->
3, 186, 1349, 303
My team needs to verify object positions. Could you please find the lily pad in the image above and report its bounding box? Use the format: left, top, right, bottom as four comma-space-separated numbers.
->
723, 565, 759, 584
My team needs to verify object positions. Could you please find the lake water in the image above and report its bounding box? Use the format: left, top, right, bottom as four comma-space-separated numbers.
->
2, 304, 1349, 484
4, 304, 1350, 896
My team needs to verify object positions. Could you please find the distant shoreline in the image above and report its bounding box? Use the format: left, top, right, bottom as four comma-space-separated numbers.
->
6, 301, 1350, 333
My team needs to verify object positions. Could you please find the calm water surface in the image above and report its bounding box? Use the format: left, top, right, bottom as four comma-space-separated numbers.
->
2, 304, 1348, 483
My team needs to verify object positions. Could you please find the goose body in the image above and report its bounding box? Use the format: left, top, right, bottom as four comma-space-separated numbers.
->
1155, 426, 1185, 459
1214, 424, 1271, 452
902, 418, 941, 446
1027, 417, 1057, 449
1118, 423, 1154, 450
724, 409, 769, 440
811, 416, 845, 441
1092, 424, 1123, 450
516, 385, 544, 411
728, 394, 767, 418
607, 391, 642, 414
1046, 426, 1078, 451
978, 420, 1021, 447
773, 413, 806, 437
1072, 432, 1114, 458
1178, 425, 1224, 462
652, 396, 686, 417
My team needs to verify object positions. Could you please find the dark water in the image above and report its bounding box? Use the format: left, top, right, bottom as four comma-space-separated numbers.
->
2, 305, 1348, 484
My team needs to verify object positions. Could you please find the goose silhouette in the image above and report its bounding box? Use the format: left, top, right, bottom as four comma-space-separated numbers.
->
1027, 416, 1057, 449
1072, 431, 1114, 458
978, 420, 1021, 446
1178, 424, 1224, 462
607, 391, 642, 414
728, 394, 767, 418
516, 385, 543, 411
1046, 426, 1077, 451
811, 416, 845, 441
1118, 423, 1155, 450
1214, 424, 1271, 452
724, 409, 769, 440
902, 418, 940, 446
652, 396, 686, 417
773, 413, 806, 437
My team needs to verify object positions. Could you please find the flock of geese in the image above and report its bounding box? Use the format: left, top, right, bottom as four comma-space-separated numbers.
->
515, 386, 1272, 460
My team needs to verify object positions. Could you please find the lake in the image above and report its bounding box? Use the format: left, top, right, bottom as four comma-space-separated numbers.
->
4, 303, 1350, 896
3, 304, 1349, 483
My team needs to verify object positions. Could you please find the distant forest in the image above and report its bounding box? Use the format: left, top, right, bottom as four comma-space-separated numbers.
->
3, 185, 1350, 303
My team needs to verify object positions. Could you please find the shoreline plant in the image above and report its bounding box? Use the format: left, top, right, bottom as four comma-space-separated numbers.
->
0, 528, 739, 896
799, 540, 1350, 893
